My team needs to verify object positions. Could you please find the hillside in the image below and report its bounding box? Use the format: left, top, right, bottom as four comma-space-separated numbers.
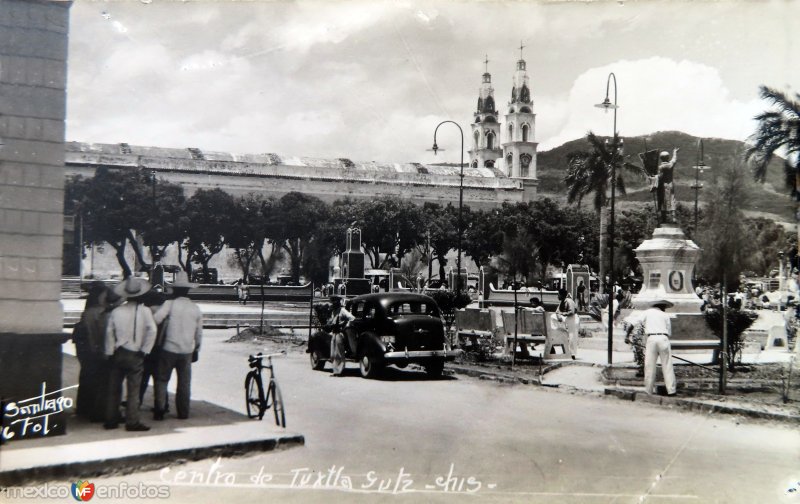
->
536, 131, 794, 222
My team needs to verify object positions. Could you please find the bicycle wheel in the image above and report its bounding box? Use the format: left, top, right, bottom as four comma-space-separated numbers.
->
268, 380, 286, 428
244, 371, 265, 420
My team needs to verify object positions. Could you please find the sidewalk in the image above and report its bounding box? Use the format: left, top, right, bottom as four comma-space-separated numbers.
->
0, 350, 304, 486
446, 344, 800, 424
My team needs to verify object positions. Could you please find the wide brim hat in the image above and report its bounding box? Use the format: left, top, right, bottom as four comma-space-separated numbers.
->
647, 299, 674, 309
113, 277, 152, 299
171, 271, 198, 289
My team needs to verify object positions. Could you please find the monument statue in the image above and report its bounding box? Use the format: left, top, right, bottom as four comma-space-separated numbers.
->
649, 148, 679, 224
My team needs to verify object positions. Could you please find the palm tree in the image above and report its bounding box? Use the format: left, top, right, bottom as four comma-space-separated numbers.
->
746, 85, 800, 197
746, 85, 800, 253
564, 131, 640, 289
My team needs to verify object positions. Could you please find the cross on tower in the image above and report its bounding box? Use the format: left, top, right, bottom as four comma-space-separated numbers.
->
519, 41, 525, 59
484, 54, 489, 73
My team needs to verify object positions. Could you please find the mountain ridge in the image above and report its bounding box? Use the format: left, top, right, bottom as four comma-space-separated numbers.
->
535, 130, 793, 222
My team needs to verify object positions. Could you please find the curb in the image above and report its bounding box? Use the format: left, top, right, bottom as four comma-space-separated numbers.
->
446, 363, 554, 385
603, 388, 800, 424
0, 434, 305, 486
446, 359, 604, 386
444, 362, 800, 424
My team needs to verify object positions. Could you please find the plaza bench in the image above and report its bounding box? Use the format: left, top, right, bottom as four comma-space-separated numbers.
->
454, 308, 496, 351
500, 310, 572, 360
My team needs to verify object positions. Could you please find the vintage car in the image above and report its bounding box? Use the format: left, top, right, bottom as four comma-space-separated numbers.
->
307, 293, 459, 378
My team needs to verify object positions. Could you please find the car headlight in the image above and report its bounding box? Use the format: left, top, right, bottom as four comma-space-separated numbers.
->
380, 335, 395, 344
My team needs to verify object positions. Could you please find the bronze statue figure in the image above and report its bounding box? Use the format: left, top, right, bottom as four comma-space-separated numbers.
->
651, 148, 679, 224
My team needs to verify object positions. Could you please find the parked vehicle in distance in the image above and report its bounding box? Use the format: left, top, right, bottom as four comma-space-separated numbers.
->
190, 268, 218, 284
307, 293, 459, 378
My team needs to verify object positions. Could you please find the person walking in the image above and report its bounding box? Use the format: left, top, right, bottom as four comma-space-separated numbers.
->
74, 281, 118, 422
576, 280, 587, 312
555, 288, 579, 360
326, 295, 354, 377
104, 277, 157, 431
236, 279, 250, 305
152, 272, 203, 420
624, 299, 677, 396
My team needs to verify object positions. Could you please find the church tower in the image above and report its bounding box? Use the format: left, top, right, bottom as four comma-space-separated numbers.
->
502, 43, 539, 200
468, 56, 502, 169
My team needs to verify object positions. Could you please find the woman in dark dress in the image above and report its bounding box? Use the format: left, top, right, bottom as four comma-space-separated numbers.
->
74, 281, 118, 421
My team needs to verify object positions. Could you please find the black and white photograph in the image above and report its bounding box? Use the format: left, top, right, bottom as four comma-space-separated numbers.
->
1, 0, 798, 502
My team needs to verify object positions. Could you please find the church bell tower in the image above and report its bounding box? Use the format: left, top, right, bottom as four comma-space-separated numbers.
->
502, 43, 539, 200
468, 56, 503, 170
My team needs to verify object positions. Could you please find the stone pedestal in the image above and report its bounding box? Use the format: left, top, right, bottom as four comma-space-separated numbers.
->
632, 225, 702, 313
337, 227, 371, 296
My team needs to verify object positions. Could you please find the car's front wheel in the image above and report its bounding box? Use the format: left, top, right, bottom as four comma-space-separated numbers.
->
359, 354, 383, 379
425, 359, 445, 378
309, 349, 325, 371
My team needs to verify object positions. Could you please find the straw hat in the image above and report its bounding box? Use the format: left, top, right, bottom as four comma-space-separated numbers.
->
112, 277, 152, 299
647, 299, 674, 309
171, 271, 197, 289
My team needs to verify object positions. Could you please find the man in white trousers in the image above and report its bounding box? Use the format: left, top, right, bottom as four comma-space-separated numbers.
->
624, 299, 677, 396
327, 295, 354, 376
555, 289, 579, 360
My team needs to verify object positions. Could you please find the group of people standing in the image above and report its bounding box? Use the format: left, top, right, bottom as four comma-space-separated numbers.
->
72, 272, 203, 432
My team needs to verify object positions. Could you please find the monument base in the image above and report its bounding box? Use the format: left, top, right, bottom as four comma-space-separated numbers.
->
633, 224, 703, 314
336, 278, 371, 296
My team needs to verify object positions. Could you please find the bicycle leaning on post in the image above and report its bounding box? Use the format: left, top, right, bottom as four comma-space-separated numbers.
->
244, 351, 286, 427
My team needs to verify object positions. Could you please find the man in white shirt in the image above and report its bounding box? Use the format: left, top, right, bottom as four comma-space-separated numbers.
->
105, 277, 157, 431
555, 289, 579, 360
152, 272, 203, 420
327, 295, 355, 376
624, 299, 677, 396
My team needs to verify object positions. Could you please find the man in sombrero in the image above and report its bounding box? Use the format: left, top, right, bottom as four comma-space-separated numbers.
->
151, 271, 203, 420
624, 299, 677, 396
104, 277, 158, 431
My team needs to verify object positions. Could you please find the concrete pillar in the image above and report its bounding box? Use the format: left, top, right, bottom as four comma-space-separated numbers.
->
0, 0, 72, 440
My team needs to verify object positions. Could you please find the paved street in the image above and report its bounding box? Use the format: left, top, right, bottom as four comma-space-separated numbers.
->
78, 329, 799, 503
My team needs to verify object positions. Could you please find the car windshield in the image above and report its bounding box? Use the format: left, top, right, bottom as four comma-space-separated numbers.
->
386, 300, 440, 318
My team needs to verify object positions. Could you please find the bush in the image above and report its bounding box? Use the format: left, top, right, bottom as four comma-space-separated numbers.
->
704, 307, 758, 370
428, 290, 472, 324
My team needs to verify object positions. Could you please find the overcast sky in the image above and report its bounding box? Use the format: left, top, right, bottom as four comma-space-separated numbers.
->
65, 0, 797, 165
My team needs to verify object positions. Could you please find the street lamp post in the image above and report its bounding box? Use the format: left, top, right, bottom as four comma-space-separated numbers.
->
431, 120, 465, 295
595, 72, 619, 366
691, 139, 711, 232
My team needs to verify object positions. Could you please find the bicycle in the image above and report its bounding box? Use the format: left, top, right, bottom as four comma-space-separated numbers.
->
244, 351, 286, 427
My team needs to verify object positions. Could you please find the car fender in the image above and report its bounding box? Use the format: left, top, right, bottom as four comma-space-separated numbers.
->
357, 331, 386, 359
308, 330, 332, 359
